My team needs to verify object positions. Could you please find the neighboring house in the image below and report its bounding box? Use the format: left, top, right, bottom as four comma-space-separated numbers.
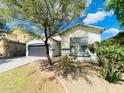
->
0, 35, 26, 58
0, 27, 41, 58
0, 27, 42, 58
27, 24, 104, 63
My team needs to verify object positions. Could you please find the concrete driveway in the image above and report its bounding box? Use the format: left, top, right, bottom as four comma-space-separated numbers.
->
0, 56, 42, 73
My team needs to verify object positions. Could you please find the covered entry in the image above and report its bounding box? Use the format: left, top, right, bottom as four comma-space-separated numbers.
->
28, 45, 46, 57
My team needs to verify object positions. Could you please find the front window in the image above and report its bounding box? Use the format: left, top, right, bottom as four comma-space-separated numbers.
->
70, 37, 90, 57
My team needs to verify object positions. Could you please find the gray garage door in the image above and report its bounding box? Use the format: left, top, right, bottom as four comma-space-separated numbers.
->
29, 45, 47, 57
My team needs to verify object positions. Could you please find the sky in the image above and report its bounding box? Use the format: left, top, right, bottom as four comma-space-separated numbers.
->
83, 0, 121, 40
64, 0, 121, 40
6, 0, 122, 40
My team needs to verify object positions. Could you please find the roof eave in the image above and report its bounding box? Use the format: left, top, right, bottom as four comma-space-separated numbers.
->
59, 24, 104, 35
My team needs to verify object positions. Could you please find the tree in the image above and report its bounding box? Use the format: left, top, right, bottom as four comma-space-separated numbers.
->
0, 19, 6, 29
0, 4, 11, 30
0, 0, 87, 65
105, 0, 124, 26
89, 34, 124, 83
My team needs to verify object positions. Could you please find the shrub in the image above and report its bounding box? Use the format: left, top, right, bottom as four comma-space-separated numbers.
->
59, 55, 76, 69
88, 44, 96, 54
90, 39, 124, 83
101, 62, 122, 83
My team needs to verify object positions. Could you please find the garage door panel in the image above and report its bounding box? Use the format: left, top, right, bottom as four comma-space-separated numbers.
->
29, 46, 47, 57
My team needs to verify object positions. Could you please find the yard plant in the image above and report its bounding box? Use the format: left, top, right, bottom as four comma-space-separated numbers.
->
60, 55, 76, 69
90, 32, 124, 83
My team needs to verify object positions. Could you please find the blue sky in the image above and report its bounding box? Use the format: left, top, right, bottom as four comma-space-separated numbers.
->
65, 0, 121, 40
6, 0, 121, 40
83, 0, 121, 40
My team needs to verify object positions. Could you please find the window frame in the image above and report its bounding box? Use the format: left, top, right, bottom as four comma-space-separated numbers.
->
70, 37, 90, 57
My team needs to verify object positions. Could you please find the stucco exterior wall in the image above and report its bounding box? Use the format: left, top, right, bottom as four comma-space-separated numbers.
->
0, 39, 26, 58
52, 40, 61, 57
60, 25, 102, 63
0, 39, 8, 57
88, 32, 101, 44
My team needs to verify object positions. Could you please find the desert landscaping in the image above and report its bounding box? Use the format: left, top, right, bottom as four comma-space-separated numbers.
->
0, 60, 124, 93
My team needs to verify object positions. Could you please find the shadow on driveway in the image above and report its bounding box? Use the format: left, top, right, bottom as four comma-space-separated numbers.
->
0, 56, 42, 73
0, 59, 13, 65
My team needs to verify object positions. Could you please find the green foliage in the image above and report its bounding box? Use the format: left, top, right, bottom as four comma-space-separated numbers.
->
88, 44, 96, 54
0, 30, 10, 36
0, 14, 9, 30
0, 19, 6, 29
0, 4, 10, 31
0, 3, 12, 22
101, 62, 122, 83
0, 0, 86, 35
105, 0, 124, 26
92, 32, 124, 83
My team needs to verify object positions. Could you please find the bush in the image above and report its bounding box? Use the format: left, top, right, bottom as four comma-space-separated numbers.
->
59, 55, 76, 69
101, 62, 122, 83
91, 40, 124, 83
88, 44, 96, 54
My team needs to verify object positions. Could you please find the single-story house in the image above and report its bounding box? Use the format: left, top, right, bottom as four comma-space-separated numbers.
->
26, 24, 104, 63
0, 35, 26, 58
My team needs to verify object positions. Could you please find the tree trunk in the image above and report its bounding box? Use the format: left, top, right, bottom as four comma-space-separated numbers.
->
45, 40, 53, 65
43, 23, 53, 65
44, 23, 52, 65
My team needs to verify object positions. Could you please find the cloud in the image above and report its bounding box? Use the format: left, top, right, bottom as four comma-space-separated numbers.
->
83, 11, 111, 24
104, 28, 120, 36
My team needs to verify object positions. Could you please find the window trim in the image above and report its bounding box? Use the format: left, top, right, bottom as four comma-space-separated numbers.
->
70, 37, 90, 57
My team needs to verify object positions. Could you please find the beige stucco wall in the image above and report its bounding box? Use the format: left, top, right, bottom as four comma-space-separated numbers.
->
0, 39, 9, 57
60, 25, 102, 63
88, 32, 101, 44
44, 39, 61, 58
0, 39, 26, 58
